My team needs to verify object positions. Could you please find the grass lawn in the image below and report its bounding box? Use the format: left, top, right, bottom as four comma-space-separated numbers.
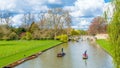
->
96, 39, 113, 56
0, 40, 62, 68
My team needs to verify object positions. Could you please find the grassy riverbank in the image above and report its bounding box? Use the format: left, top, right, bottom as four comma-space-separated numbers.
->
0, 40, 62, 68
96, 39, 113, 56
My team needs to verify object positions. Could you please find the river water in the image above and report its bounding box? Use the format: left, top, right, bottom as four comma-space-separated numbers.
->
15, 39, 114, 68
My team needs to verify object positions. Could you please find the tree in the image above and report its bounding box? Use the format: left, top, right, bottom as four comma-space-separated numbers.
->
108, 0, 120, 68
70, 29, 80, 36
55, 34, 68, 42
47, 8, 71, 37
29, 22, 39, 33
79, 30, 87, 35
28, 22, 40, 39
88, 16, 107, 35
0, 25, 12, 40
21, 32, 32, 40
22, 12, 35, 30
0, 8, 72, 40
8, 32, 18, 40
0, 26, 4, 39
15, 27, 26, 36
38, 8, 71, 38
25, 32, 32, 40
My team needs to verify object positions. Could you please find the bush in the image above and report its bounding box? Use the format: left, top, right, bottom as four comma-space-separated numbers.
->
8, 32, 19, 40
21, 32, 32, 40
55, 34, 68, 42
21, 36, 26, 40
0, 33, 4, 40
26, 32, 32, 40
2, 36, 9, 41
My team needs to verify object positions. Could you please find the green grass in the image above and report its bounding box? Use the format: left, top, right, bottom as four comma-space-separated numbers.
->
96, 39, 113, 56
0, 40, 62, 68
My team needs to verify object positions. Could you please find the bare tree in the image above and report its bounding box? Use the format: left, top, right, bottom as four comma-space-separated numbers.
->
22, 12, 35, 30
36, 8, 72, 38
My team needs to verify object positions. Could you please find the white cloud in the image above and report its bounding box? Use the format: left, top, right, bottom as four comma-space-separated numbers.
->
64, 0, 105, 17
64, 0, 112, 30
78, 20, 90, 26
0, 0, 16, 10
0, 0, 113, 30
0, 0, 49, 13
48, 0, 62, 4
71, 17, 92, 30
12, 14, 24, 26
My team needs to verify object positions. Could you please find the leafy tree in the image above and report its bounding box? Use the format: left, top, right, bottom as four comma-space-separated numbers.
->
8, 32, 18, 40
0, 25, 12, 40
25, 32, 32, 40
0, 27, 4, 39
29, 22, 39, 33
79, 30, 87, 35
15, 27, 26, 35
70, 29, 80, 36
0, 8, 72, 40
108, 0, 120, 67
88, 16, 107, 35
21, 32, 32, 40
55, 34, 68, 42
32, 30, 40, 40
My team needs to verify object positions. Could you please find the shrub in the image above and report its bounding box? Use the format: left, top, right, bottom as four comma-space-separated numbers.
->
21, 32, 32, 40
8, 32, 19, 40
2, 36, 9, 41
55, 34, 68, 42
21, 36, 26, 40
25, 32, 32, 40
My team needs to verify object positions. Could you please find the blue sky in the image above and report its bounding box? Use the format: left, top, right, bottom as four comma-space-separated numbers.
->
0, 0, 112, 30
104, 0, 110, 3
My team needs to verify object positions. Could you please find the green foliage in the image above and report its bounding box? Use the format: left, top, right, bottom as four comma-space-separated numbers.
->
70, 29, 80, 36
32, 30, 40, 40
0, 26, 12, 40
56, 34, 68, 42
0, 8, 72, 40
70, 29, 87, 36
0, 33, 4, 40
2, 36, 9, 41
8, 32, 19, 40
15, 27, 26, 35
29, 22, 39, 33
79, 30, 87, 35
108, 0, 120, 67
21, 32, 32, 40
26, 32, 32, 40
21, 36, 26, 40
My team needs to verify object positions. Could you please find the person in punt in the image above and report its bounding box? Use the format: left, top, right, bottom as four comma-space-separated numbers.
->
57, 48, 65, 57
83, 50, 88, 59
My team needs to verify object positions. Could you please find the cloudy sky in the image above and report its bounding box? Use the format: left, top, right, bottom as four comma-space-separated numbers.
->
0, 0, 111, 30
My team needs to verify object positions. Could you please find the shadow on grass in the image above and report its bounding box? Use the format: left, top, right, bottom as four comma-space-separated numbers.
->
0, 44, 16, 46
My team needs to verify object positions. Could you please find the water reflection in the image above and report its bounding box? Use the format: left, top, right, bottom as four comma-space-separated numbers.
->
15, 40, 114, 68
84, 60, 87, 66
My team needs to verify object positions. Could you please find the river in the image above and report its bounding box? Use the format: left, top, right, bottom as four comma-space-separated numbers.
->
15, 39, 114, 68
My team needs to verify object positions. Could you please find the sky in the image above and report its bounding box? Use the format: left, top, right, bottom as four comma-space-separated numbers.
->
0, 0, 112, 30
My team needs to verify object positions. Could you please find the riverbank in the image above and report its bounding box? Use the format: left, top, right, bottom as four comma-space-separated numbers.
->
96, 39, 113, 56
0, 40, 62, 68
